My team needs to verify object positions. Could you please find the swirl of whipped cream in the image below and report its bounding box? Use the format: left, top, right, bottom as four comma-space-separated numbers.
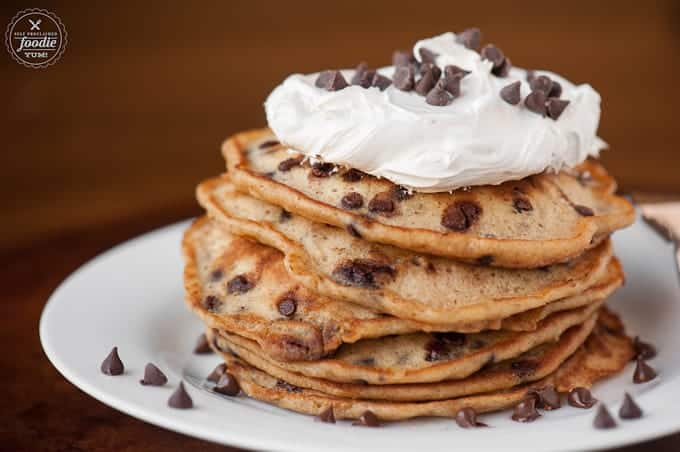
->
265, 32, 606, 192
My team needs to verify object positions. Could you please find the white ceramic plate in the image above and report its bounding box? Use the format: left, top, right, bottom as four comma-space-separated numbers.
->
40, 216, 680, 452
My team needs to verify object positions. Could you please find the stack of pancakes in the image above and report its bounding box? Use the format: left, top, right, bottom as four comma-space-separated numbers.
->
183, 129, 637, 422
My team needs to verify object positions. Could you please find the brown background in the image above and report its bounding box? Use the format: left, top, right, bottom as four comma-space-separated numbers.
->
2, 1, 680, 451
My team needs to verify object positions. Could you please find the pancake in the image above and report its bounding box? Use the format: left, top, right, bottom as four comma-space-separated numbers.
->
197, 176, 616, 325
209, 309, 633, 421
222, 128, 634, 268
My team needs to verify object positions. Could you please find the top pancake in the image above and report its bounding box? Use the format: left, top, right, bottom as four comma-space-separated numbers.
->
223, 128, 634, 268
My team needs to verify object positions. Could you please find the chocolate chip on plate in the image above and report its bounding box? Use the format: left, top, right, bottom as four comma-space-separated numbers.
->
277, 297, 297, 317
456, 27, 481, 50
633, 336, 657, 360
393, 65, 415, 91
140, 363, 168, 386
194, 333, 213, 355
101, 347, 124, 376
353, 410, 381, 427
207, 363, 227, 383
524, 90, 547, 116
418, 47, 439, 64
315, 70, 348, 91
593, 404, 617, 429
568, 387, 598, 408
500, 81, 521, 105
168, 382, 193, 409
512, 397, 541, 422
529, 75, 553, 95
341, 192, 364, 209
547, 98, 570, 120
441, 201, 482, 231
227, 274, 255, 294
619, 393, 643, 419
633, 357, 657, 383
455, 407, 487, 428
214, 372, 241, 396
532, 386, 561, 410
426, 79, 453, 106
318, 406, 336, 423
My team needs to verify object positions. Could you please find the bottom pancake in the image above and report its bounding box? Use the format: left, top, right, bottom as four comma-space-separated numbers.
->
206, 309, 632, 421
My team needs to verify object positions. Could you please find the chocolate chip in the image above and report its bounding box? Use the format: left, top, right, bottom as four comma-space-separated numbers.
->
568, 387, 597, 408
619, 393, 643, 419
441, 73, 462, 98
419, 62, 441, 80
526, 70, 536, 83
633, 357, 657, 383
415, 67, 438, 96
342, 168, 365, 182
593, 404, 617, 429
259, 139, 280, 149
493, 57, 511, 77
524, 90, 547, 116
332, 259, 396, 288
391, 185, 412, 201
278, 156, 303, 172
311, 162, 336, 177
393, 65, 415, 91
315, 70, 348, 91
353, 410, 380, 427
633, 337, 657, 360
477, 255, 494, 266
351, 62, 374, 88
512, 397, 541, 422
275, 380, 302, 392
346, 224, 362, 238
530, 75, 553, 95
279, 209, 292, 223
500, 81, 521, 105
426, 79, 453, 106
203, 295, 219, 311
168, 382, 193, 409
455, 407, 487, 428
512, 191, 533, 212
511, 360, 538, 379
425, 333, 466, 362
194, 333, 213, 354
481, 44, 505, 70
356, 357, 376, 367
547, 98, 570, 120
227, 274, 255, 294
210, 269, 224, 281
419, 47, 438, 64
531, 386, 561, 410
207, 363, 227, 383
341, 192, 364, 209
371, 73, 392, 91
549, 81, 562, 98
444, 65, 471, 79
101, 347, 124, 376
393, 50, 416, 67
140, 363, 168, 386
574, 204, 595, 217
368, 193, 395, 214
214, 372, 240, 396
277, 297, 297, 317
441, 201, 482, 231
318, 406, 336, 423
456, 28, 481, 50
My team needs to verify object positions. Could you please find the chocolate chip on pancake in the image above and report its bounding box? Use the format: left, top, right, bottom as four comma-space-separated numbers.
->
593, 404, 617, 429
481, 44, 507, 76
100, 347, 124, 376
351, 62, 374, 88
530, 75, 553, 95
500, 81, 521, 105
140, 363, 168, 386
168, 382, 193, 409
619, 393, 643, 419
525, 90, 547, 116
441, 201, 482, 231
415, 66, 439, 96
441, 73, 462, 98
568, 387, 597, 408
511, 359, 538, 379
393, 50, 416, 67
547, 98, 570, 120
512, 191, 533, 212
526, 70, 537, 83
346, 223, 362, 238
549, 81, 562, 98
278, 156, 303, 172
227, 274, 255, 294
391, 185, 412, 201
311, 162, 336, 178
315, 70, 348, 91
371, 73, 392, 91
531, 386, 561, 410
203, 295, 219, 311
574, 204, 595, 217
426, 79, 453, 106
419, 47, 439, 64
207, 363, 227, 383
194, 333, 213, 354
277, 296, 297, 317
353, 410, 381, 427
477, 255, 494, 266
633, 357, 657, 383
332, 258, 396, 288
341, 192, 364, 209
455, 407, 487, 428
494, 57, 511, 77
318, 406, 336, 423
215, 372, 241, 396
425, 332, 466, 362
279, 209, 292, 222
512, 397, 541, 422
275, 379, 302, 393
368, 192, 395, 214
633, 336, 657, 360
456, 27, 481, 50
393, 65, 415, 91
342, 168, 365, 182
419, 62, 442, 80
259, 139, 280, 149
444, 65, 471, 79
210, 269, 223, 281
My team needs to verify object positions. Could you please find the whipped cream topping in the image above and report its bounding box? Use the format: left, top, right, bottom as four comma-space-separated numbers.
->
265, 32, 606, 192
